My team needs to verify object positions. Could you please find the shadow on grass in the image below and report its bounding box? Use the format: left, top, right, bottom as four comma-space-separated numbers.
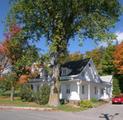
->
99, 113, 119, 120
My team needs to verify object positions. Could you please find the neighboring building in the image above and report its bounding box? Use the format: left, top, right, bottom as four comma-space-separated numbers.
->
29, 58, 113, 102
28, 63, 51, 92
0, 55, 12, 77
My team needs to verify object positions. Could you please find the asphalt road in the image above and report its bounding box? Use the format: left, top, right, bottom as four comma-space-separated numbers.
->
0, 103, 123, 120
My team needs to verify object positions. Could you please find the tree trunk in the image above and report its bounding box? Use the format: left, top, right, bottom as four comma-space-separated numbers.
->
48, 64, 60, 106
10, 86, 14, 101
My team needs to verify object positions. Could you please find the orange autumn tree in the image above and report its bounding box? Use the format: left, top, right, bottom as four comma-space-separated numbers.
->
0, 24, 39, 101
0, 25, 25, 101
114, 42, 123, 74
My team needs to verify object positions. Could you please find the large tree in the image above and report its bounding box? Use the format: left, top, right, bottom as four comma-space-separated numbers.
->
8, 0, 121, 106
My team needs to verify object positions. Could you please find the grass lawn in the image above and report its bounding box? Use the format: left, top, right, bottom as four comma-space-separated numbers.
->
0, 96, 107, 112
57, 104, 86, 112
0, 96, 45, 107
0, 96, 83, 111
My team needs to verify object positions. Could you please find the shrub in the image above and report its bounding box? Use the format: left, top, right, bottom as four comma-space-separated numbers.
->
80, 100, 93, 108
0, 83, 6, 95
60, 99, 65, 105
34, 84, 50, 105
113, 78, 121, 96
90, 98, 98, 103
19, 84, 33, 102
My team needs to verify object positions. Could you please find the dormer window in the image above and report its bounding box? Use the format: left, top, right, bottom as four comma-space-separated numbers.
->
62, 69, 66, 76
61, 67, 71, 76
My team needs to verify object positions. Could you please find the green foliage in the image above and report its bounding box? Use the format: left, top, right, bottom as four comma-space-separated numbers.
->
65, 52, 83, 63
85, 45, 115, 75
101, 45, 115, 75
8, 0, 121, 54
14, 45, 39, 76
80, 100, 93, 108
0, 77, 12, 95
34, 84, 50, 105
0, 81, 8, 95
113, 74, 123, 93
85, 48, 104, 74
90, 98, 98, 103
20, 84, 33, 102
118, 77, 123, 93
113, 78, 121, 96
4, 73, 18, 86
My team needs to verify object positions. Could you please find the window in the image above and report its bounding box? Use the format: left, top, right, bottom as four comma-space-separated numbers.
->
66, 88, 70, 94
62, 69, 66, 75
94, 87, 97, 94
82, 85, 85, 94
101, 89, 104, 95
31, 85, 33, 90
66, 85, 70, 94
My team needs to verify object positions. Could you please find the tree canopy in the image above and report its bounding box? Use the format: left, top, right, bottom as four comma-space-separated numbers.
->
9, 0, 121, 54
0, 24, 39, 101
101, 45, 115, 75
114, 42, 123, 74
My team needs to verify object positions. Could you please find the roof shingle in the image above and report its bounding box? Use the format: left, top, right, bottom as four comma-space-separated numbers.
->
61, 58, 90, 76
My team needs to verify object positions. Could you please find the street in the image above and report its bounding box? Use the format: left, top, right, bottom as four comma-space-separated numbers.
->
0, 103, 123, 120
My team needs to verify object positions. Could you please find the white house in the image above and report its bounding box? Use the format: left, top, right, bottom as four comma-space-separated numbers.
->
29, 58, 113, 102
60, 58, 112, 102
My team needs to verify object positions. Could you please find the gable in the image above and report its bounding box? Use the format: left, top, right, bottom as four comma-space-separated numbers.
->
79, 59, 102, 83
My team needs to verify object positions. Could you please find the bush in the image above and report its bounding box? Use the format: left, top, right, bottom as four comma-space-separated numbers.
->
19, 84, 33, 102
60, 99, 65, 105
80, 100, 93, 108
113, 78, 121, 96
90, 98, 98, 103
0, 78, 11, 95
34, 84, 50, 105
0, 83, 6, 96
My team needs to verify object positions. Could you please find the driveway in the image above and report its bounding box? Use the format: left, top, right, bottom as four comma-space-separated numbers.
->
0, 103, 122, 120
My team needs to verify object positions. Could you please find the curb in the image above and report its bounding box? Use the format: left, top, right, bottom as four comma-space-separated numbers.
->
0, 106, 54, 111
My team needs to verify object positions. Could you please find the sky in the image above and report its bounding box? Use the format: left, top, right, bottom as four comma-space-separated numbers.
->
0, 0, 123, 54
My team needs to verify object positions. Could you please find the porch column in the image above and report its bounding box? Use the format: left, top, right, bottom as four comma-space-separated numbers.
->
103, 87, 107, 99
77, 81, 80, 100
87, 83, 90, 100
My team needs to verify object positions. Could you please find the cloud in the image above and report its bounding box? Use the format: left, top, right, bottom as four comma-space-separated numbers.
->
115, 32, 123, 44
98, 42, 108, 47
98, 32, 123, 47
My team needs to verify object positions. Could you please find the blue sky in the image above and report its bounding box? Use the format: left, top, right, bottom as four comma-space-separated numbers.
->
0, 0, 123, 54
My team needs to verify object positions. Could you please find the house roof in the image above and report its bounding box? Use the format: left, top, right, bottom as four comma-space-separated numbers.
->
61, 58, 90, 76
100, 75, 113, 83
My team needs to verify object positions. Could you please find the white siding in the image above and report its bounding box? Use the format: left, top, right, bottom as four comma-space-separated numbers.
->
60, 81, 80, 100
79, 83, 88, 100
